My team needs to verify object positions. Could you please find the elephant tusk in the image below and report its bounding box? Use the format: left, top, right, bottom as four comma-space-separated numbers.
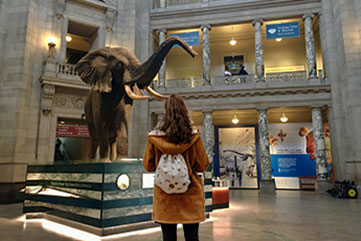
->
124, 85, 150, 100
145, 86, 169, 100
133, 83, 144, 96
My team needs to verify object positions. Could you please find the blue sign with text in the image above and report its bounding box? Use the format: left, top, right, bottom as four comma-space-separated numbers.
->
170, 31, 199, 47
271, 154, 316, 177
266, 22, 300, 39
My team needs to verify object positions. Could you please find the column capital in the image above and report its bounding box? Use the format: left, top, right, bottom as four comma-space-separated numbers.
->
256, 107, 269, 112
252, 19, 264, 27
311, 105, 323, 109
201, 108, 213, 113
157, 28, 167, 35
302, 13, 315, 21
200, 24, 211, 31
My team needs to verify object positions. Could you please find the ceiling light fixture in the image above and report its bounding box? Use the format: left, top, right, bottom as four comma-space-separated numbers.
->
280, 113, 288, 123
229, 37, 237, 46
232, 115, 239, 124
65, 35, 72, 42
229, 25, 237, 46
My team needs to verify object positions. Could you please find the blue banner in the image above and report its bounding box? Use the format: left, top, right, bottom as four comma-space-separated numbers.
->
271, 154, 316, 177
266, 22, 300, 39
170, 31, 199, 47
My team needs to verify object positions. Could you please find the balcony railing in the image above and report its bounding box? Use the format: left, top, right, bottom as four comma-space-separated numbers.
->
43, 60, 323, 90
163, 71, 314, 88
56, 63, 78, 76
153, 0, 227, 8
213, 75, 255, 86
265, 71, 307, 82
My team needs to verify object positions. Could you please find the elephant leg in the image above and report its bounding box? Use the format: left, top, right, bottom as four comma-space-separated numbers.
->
87, 124, 98, 161
97, 121, 111, 162
116, 103, 132, 158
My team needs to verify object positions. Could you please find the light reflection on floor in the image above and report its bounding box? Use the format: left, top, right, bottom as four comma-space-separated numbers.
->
1, 190, 361, 241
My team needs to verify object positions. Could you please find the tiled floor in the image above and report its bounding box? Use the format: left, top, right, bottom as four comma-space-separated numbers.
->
1, 190, 360, 241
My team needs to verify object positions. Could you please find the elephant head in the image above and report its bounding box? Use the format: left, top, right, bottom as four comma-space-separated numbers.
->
75, 36, 198, 100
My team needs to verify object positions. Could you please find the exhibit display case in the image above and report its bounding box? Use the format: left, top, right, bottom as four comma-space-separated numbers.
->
23, 161, 213, 236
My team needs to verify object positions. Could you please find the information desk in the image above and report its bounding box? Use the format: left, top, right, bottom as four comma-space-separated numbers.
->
23, 161, 213, 236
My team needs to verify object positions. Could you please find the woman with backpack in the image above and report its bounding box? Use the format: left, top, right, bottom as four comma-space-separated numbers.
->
143, 94, 209, 241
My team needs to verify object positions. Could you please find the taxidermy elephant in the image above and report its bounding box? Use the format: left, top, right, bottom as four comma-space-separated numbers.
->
75, 37, 197, 162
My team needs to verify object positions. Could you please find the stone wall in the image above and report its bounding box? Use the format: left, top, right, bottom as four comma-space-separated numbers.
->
321, 0, 361, 184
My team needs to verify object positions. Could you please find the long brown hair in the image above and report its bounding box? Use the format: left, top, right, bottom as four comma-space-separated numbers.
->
159, 94, 192, 144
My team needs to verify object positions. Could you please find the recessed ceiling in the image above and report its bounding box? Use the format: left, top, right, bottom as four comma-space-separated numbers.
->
68, 20, 98, 38
189, 106, 313, 126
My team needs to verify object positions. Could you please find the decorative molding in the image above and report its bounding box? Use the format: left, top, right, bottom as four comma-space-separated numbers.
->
150, 0, 321, 30
41, 84, 56, 115
54, 95, 87, 110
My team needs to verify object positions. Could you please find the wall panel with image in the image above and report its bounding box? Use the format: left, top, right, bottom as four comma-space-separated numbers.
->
269, 123, 317, 189
214, 126, 260, 188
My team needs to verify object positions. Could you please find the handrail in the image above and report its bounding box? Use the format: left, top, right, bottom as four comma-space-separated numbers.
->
56, 63, 78, 76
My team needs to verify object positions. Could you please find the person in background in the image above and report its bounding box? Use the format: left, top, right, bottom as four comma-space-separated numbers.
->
143, 94, 209, 241
224, 66, 232, 76
238, 65, 248, 75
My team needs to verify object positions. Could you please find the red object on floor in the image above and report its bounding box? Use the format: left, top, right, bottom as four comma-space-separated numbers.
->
212, 188, 229, 209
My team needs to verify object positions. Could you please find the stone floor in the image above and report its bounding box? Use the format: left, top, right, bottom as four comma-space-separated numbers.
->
0, 190, 360, 241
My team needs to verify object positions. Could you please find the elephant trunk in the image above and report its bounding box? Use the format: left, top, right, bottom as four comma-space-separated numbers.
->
132, 36, 197, 89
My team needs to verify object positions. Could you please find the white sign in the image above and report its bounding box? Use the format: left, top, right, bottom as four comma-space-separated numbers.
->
274, 177, 300, 189
142, 173, 155, 189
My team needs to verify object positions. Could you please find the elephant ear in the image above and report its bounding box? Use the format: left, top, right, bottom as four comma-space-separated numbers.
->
75, 49, 112, 93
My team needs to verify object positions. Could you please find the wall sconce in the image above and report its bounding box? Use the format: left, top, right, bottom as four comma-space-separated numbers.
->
232, 115, 239, 124
47, 36, 56, 58
276, 38, 283, 42
280, 113, 288, 123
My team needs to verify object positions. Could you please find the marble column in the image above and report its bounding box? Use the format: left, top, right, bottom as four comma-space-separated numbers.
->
252, 19, 264, 82
157, 29, 167, 87
318, 11, 329, 80
257, 109, 275, 193
312, 107, 328, 180
303, 14, 317, 79
202, 110, 213, 160
201, 24, 211, 85
202, 110, 213, 211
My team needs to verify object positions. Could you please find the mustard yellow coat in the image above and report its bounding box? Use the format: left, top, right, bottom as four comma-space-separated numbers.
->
143, 128, 209, 224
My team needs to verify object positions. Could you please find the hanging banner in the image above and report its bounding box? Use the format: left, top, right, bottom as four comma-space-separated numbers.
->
266, 22, 300, 39
170, 31, 199, 47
